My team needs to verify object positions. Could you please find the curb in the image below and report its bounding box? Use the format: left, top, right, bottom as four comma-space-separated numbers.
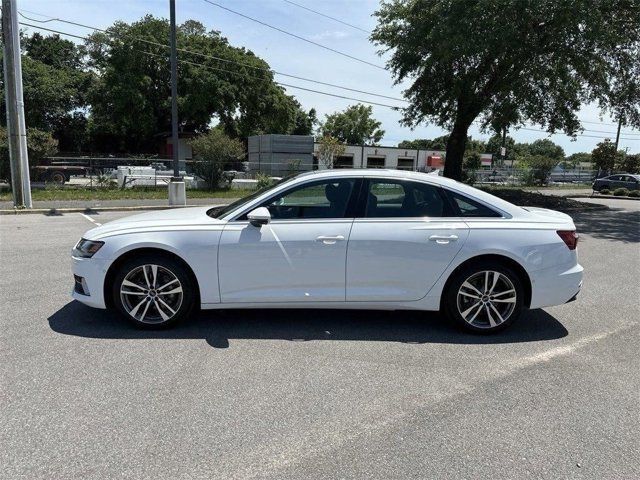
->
570, 194, 640, 201
0, 204, 222, 215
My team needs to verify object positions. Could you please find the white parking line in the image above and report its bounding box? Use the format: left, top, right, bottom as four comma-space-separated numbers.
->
79, 213, 102, 226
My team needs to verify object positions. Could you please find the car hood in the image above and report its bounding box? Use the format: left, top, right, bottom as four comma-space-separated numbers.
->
84, 206, 225, 239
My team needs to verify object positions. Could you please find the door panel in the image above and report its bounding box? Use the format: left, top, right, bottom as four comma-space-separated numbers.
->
219, 221, 353, 303
346, 220, 468, 301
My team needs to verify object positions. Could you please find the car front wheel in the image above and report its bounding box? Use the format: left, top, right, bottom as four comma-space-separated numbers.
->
444, 262, 525, 334
112, 255, 196, 329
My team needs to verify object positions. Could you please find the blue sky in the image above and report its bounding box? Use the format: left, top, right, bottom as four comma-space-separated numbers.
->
20, 0, 640, 154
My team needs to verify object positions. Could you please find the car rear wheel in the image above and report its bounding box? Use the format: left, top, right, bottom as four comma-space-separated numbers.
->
444, 262, 525, 334
112, 255, 196, 329
48, 170, 67, 184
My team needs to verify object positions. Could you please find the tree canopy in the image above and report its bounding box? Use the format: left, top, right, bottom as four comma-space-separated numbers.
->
372, 0, 640, 180
320, 104, 385, 145
85, 16, 314, 153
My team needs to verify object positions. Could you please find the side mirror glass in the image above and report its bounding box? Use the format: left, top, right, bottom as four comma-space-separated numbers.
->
247, 207, 271, 227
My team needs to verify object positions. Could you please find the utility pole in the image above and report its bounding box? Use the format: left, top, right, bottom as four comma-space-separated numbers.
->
614, 117, 622, 152
500, 127, 507, 167
167, 0, 186, 206
2, 0, 32, 208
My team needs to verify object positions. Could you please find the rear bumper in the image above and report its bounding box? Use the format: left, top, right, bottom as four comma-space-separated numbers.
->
529, 262, 583, 309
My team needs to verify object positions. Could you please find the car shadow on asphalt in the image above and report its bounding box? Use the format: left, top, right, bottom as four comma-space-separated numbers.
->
572, 208, 639, 243
48, 301, 568, 349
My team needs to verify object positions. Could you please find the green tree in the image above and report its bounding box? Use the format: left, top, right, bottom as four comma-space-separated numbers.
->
527, 139, 564, 160
591, 140, 622, 172
0, 127, 58, 182
564, 152, 592, 169
462, 152, 481, 185
321, 104, 385, 145
189, 129, 245, 189
617, 153, 640, 174
398, 135, 449, 150
317, 135, 346, 169
519, 155, 558, 186
372, 0, 640, 180
85, 16, 310, 153
0, 34, 92, 150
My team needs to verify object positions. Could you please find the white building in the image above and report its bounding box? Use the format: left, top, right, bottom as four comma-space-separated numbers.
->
313, 143, 446, 171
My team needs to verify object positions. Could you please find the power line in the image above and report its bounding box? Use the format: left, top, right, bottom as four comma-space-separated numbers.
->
19, 22, 401, 109
18, 11, 404, 102
15, 21, 640, 142
282, 0, 371, 34
201, 0, 386, 70
18, 11, 640, 136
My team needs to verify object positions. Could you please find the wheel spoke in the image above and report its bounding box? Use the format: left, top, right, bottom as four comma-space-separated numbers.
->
158, 286, 183, 296
459, 290, 481, 299
157, 297, 176, 315
122, 279, 146, 291
488, 302, 505, 324
489, 272, 500, 294
484, 271, 490, 293
151, 265, 158, 288
462, 281, 483, 296
121, 290, 146, 296
157, 278, 179, 291
485, 305, 497, 327
461, 301, 482, 320
128, 298, 147, 317
493, 289, 515, 297
492, 296, 516, 303
154, 300, 170, 321
138, 300, 151, 321
142, 265, 152, 288
468, 303, 483, 322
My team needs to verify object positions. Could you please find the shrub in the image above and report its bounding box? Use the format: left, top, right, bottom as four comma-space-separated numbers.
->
599, 188, 611, 195
628, 189, 640, 197
189, 129, 245, 189
255, 172, 273, 189
613, 187, 629, 196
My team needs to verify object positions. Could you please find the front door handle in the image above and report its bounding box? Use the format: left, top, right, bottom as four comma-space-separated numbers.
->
429, 234, 458, 244
316, 235, 345, 244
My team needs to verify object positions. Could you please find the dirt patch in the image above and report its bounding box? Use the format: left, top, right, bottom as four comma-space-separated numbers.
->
481, 188, 608, 213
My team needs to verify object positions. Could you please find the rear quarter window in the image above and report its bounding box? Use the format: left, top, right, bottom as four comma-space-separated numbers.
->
444, 190, 502, 218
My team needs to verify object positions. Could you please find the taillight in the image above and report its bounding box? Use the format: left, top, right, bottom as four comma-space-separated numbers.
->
557, 230, 579, 250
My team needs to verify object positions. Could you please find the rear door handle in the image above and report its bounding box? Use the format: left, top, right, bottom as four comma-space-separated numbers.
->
316, 235, 345, 244
429, 234, 458, 244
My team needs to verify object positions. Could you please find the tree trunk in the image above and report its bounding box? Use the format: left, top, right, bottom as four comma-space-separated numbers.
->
444, 120, 471, 181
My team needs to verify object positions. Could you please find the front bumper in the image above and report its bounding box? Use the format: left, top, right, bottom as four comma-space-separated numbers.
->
71, 255, 108, 309
529, 262, 584, 309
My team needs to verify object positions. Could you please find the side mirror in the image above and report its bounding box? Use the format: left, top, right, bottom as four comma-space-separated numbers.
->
247, 207, 271, 227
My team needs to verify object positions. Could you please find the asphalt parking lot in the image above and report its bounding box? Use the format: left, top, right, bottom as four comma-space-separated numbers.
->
1, 199, 639, 480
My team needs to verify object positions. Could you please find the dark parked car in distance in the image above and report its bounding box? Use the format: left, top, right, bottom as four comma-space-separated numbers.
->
592, 174, 640, 191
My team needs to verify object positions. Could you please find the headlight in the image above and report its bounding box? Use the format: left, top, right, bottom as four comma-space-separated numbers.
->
73, 238, 104, 258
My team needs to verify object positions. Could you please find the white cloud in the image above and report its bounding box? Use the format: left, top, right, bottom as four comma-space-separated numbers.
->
309, 30, 350, 41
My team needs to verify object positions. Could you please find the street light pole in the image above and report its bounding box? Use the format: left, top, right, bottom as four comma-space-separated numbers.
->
2, 0, 32, 208
168, 0, 186, 205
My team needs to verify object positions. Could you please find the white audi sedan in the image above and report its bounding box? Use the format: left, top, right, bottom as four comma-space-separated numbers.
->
71, 169, 583, 333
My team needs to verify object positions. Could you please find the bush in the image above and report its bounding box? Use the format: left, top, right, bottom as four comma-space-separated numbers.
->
255, 172, 273, 189
628, 190, 640, 197
599, 188, 611, 195
0, 127, 58, 182
517, 155, 557, 186
613, 188, 629, 196
189, 129, 245, 189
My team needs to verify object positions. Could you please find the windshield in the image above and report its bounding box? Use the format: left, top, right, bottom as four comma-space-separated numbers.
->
207, 175, 296, 219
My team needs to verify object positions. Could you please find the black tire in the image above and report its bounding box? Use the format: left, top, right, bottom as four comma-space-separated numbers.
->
443, 261, 525, 334
112, 254, 197, 329
48, 170, 66, 184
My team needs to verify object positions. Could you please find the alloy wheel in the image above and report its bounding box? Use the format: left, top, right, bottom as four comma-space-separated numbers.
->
456, 270, 517, 329
120, 264, 183, 324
